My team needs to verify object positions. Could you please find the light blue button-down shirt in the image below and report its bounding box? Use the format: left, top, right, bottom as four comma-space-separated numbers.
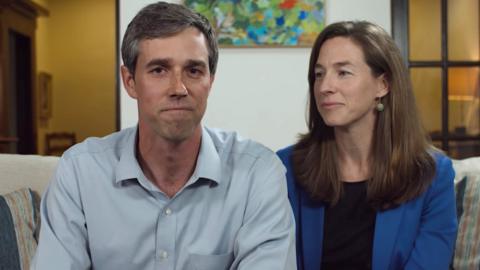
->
32, 126, 296, 270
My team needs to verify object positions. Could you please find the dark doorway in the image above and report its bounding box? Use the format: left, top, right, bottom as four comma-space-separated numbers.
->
9, 30, 36, 154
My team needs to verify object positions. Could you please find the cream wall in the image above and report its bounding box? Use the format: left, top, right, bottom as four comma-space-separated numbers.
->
119, 0, 391, 151
35, 0, 116, 154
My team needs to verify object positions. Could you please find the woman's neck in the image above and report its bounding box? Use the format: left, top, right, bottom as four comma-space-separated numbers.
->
334, 125, 374, 182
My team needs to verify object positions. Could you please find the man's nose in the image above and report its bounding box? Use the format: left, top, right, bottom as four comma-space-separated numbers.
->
169, 71, 188, 97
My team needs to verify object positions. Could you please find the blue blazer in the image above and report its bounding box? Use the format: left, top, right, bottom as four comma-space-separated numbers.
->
277, 146, 458, 270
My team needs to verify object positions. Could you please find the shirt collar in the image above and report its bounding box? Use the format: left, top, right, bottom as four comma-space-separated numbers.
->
115, 126, 143, 183
191, 126, 222, 184
114, 126, 222, 185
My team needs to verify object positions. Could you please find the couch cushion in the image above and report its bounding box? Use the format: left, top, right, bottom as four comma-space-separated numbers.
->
452, 157, 480, 182
0, 154, 59, 196
453, 173, 480, 269
0, 188, 39, 270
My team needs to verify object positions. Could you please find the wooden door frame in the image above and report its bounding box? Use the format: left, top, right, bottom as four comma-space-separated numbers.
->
0, 1, 48, 153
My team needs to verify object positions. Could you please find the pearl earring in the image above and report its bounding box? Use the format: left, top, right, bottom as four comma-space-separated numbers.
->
376, 100, 384, 112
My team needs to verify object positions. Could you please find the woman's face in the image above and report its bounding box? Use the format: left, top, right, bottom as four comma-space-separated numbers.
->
313, 37, 388, 131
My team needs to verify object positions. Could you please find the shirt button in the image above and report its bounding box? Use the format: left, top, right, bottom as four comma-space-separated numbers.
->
165, 208, 172, 216
159, 250, 168, 260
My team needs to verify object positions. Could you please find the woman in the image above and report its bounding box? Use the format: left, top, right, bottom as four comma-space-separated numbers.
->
277, 21, 457, 270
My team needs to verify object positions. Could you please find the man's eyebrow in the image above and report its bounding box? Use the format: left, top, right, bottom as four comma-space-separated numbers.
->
185, 59, 208, 68
145, 58, 171, 68
144, 58, 208, 69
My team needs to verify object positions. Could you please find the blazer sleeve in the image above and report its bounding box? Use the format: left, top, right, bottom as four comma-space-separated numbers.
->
404, 155, 458, 270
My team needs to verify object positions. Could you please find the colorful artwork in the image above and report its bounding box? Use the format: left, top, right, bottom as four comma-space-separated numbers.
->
184, 0, 325, 47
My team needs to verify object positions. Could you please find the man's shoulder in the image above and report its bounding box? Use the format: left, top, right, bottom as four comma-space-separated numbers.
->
204, 127, 276, 163
62, 127, 135, 161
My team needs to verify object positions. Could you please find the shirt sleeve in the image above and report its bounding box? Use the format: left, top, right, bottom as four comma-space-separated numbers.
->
231, 153, 297, 270
31, 157, 91, 270
404, 155, 458, 270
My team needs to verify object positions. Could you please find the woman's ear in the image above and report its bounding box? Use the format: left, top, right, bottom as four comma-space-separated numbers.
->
376, 73, 389, 98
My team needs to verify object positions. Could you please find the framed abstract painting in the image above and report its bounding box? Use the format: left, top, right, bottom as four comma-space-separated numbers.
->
184, 0, 325, 47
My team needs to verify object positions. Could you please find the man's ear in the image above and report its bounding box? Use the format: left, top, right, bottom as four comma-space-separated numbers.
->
209, 74, 215, 91
204, 74, 215, 96
121, 65, 137, 99
376, 73, 389, 98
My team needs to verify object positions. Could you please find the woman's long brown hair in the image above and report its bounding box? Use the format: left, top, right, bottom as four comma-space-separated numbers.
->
292, 21, 436, 210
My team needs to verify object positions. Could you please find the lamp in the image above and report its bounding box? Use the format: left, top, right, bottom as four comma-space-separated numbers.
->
448, 68, 480, 134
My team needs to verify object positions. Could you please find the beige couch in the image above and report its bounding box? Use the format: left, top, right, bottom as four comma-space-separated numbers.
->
0, 154, 59, 195
0, 154, 59, 270
0, 153, 476, 197
0, 154, 479, 269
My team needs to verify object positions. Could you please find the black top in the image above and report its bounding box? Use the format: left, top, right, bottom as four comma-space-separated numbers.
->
321, 181, 376, 270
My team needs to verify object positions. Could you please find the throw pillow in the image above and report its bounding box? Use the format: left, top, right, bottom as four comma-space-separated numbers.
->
0, 188, 39, 270
453, 174, 480, 269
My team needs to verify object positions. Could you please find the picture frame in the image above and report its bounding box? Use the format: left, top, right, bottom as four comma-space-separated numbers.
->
184, 0, 325, 47
38, 72, 52, 120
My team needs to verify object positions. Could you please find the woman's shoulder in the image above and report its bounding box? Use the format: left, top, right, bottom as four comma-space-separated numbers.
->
431, 151, 455, 181
432, 151, 453, 166
276, 145, 294, 157
276, 145, 295, 167
423, 151, 455, 198
276, 145, 300, 191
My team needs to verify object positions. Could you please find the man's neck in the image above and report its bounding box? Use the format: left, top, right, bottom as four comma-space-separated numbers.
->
137, 126, 202, 198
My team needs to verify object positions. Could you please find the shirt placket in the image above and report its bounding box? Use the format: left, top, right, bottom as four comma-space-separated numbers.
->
155, 201, 177, 269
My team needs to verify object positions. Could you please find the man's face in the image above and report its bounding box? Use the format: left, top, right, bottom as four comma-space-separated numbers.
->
121, 27, 214, 143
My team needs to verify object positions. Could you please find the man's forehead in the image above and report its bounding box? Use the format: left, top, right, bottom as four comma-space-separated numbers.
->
137, 33, 209, 59
138, 28, 206, 47
136, 29, 208, 57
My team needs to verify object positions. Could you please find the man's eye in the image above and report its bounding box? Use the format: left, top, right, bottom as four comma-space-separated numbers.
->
150, 67, 165, 74
188, 68, 203, 77
338, 70, 351, 77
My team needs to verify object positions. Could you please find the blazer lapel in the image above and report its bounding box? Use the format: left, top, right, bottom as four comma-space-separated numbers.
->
300, 192, 324, 270
372, 205, 405, 270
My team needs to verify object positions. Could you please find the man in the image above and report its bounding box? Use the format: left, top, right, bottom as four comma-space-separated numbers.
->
31, 2, 295, 270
